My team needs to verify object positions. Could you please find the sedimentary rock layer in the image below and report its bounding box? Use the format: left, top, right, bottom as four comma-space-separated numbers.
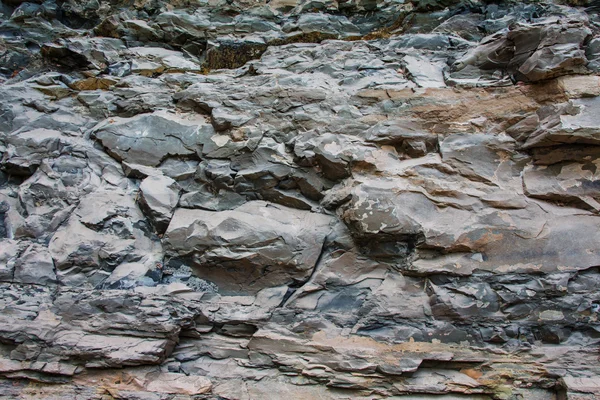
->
1, 0, 600, 398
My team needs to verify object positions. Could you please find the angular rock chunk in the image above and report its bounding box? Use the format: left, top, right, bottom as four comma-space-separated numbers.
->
146, 373, 212, 395
41, 38, 125, 70
128, 47, 203, 75
204, 38, 268, 70
164, 201, 333, 294
179, 185, 246, 211
48, 190, 162, 287
138, 175, 180, 234
440, 133, 524, 183
523, 160, 600, 211
228, 141, 332, 208
102, 262, 156, 290
201, 125, 264, 159
454, 18, 591, 82
586, 37, 600, 71
336, 174, 600, 275
523, 98, 600, 148
339, 184, 426, 259
153, 11, 209, 43
15, 155, 102, 240
529, 144, 600, 165
1, 128, 71, 176
0, 287, 195, 370
513, 19, 591, 81
519, 42, 588, 81
211, 107, 254, 132
364, 120, 438, 157
52, 332, 173, 368
411, 0, 461, 12
561, 376, 600, 399
13, 243, 56, 285
293, 13, 360, 37
157, 159, 199, 181
91, 111, 214, 167
429, 280, 499, 320
0, 239, 20, 282
0, 193, 23, 240
294, 132, 359, 181
403, 55, 446, 88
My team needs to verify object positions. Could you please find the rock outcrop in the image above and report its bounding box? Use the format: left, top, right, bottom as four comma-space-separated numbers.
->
1, 0, 600, 399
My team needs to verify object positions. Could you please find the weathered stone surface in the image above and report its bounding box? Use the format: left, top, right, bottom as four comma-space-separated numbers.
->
454, 17, 591, 82
41, 38, 126, 70
146, 372, 212, 395
13, 243, 56, 285
48, 190, 162, 287
523, 97, 600, 148
164, 201, 333, 293
403, 55, 446, 88
0, 239, 20, 281
138, 174, 180, 234
523, 160, 600, 211
2, 0, 600, 398
91, 111, 213, 167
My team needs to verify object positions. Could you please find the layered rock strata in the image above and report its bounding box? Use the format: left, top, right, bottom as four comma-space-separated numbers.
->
1, 0, 600, 398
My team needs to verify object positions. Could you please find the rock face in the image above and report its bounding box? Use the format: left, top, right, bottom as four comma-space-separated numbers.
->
139, 174, 181, 234
1, 0, 600, 399
164, 201, 333, 293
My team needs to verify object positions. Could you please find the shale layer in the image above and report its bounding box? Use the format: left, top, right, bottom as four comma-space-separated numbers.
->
1, 0, 600, 399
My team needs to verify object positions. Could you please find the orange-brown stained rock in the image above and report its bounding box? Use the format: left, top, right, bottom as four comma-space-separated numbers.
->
461, 368, 484, 380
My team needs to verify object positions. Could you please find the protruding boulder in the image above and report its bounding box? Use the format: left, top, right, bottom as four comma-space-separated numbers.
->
364, 120, 438, 157
0, 239, 20, 282
335, 171, 600, 275
513, 19, 591, 81
454, 18, 591, 82
164, 201, 333, 293
138, 175, 180, 234
41, 38, 125, 70
294, 132, 358, 181
13, 243, 56, 285
48, 190, 162, 287
523, 98, 600, 148
91, 111, 214, 167
403, 55, 446, 88
523, 160, 600, 211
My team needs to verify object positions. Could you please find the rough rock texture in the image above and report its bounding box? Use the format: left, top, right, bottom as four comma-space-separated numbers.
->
1, 0, 600, 399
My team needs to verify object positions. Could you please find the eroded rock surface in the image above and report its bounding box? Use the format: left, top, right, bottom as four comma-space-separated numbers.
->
164, 201, 333, 293
1, 0, 600, 399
